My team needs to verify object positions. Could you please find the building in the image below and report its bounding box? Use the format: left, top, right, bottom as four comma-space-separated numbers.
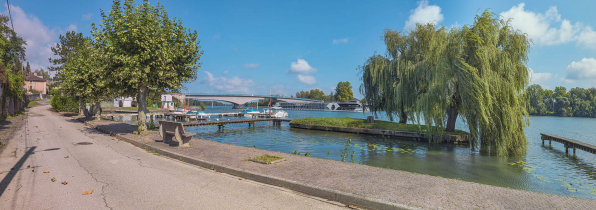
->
161, 94, 175, 110
113, 97, 136, 107
24, 73, 47, 94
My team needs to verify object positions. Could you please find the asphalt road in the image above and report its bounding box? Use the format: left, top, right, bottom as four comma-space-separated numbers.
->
0, 102, 347, 210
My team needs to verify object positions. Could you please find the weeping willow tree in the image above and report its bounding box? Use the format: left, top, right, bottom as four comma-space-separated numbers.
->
361, 10, 531, 156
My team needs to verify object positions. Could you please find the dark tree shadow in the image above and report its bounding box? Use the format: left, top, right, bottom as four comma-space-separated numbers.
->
0, 146, 36, 197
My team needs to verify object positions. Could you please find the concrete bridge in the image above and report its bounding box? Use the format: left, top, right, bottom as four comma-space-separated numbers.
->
171, 94, 322, 109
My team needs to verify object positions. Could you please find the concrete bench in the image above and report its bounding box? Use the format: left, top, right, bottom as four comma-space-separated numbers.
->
158, 121, 195, 147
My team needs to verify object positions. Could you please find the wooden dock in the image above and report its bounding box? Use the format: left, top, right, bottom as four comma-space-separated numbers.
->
183, 118, 291, 130
541, 133, 596, 155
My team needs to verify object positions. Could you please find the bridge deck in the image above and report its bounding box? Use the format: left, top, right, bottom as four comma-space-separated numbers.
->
540, 133, 596, 155
183, 118, 291, 127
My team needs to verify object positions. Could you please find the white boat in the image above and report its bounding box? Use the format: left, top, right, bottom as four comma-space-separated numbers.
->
196, 111, 210, 119
262, 107, 288, 118
241, 108, 260, 116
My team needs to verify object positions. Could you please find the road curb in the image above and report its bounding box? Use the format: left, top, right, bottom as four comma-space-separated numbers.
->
77, 118, 415, 210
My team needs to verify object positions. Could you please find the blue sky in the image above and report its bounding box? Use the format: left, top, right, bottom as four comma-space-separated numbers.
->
5, 0, 596, 98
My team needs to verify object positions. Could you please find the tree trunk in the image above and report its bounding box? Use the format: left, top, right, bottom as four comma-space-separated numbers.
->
399, 108, 407, 123
137, 86, 149, 132
445, 105, 458, 132
93, 99, 101, 120
78, 96, 85, 116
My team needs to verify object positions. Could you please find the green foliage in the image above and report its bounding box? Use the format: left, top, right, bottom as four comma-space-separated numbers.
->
335, 81, 353, 102
48, 31, 87, 81
251, 154, 284, 164
290, 118, 467, 135
34, 68, 51, 80
199, 101, 206, 110
93, 0, 203, 130
295, 89, 327, 101
50, 95, 79, 112
360, 10, 531, 156
526, 84, 596, 117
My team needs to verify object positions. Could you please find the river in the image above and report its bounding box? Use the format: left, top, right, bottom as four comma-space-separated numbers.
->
120, 106, 596, 200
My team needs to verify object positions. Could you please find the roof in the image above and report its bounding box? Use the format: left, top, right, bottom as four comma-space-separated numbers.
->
25, 73, 46, 82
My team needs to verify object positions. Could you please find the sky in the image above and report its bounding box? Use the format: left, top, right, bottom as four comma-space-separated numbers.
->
4, 0, 596, 98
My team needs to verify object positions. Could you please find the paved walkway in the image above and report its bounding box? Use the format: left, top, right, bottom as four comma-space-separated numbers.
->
86, 115, 596, 209
0, 104, 347, 209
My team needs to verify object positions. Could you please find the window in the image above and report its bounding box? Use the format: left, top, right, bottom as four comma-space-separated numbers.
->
29, 85, 32, 91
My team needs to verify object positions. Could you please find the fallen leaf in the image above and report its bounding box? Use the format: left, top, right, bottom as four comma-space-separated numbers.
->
64, 156, 69, 158
347, 205, 358, 209
32, 170, 34, 172
10, 168, 14, 170
82, 190, 93, 195
27, 165, 30, 168
43, 171, 49, 173
51, 177, 56, 182
61, 181, 68, 185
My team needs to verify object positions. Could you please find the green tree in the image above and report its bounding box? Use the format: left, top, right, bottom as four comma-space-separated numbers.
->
335, 81, 353, 102
362, 11, 532, 156
60, 37, 109, 118
92, 0, 203, 131
0, 15, 26, 74
49, 31, 88, 114
34, 68, 51, 80
25, 62, 31, 73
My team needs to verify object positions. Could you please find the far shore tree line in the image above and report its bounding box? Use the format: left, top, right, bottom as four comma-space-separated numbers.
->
526, 84, 596, 118
49, 0, 202, 132
294, 81, 355, 102
360, 10, 531, 156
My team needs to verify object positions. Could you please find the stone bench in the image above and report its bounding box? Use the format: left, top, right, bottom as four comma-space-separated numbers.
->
158, 121, 195, 147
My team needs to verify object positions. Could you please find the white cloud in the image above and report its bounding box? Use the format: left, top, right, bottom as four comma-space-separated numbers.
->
222, 70, 228, 74
82, 12, 92, 20
577, 26, 596, 49
66, 24, 77, 32
404, 0, 444, 31
566, 58, 596, 80
297, 74, 316, 85
201, 71, 255, 94
528, 68, 552, 84
243, 63, 261, 70
289, 59, 317, 74
332, 38, 349, 44
500, 3, 596, 49
3, 5, 59, 72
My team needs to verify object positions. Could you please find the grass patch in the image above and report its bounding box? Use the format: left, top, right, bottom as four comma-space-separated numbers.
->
250, 154, 284, 164
119, 106, 159, 111
27, 99, 41, 108
290, 118, 468, 135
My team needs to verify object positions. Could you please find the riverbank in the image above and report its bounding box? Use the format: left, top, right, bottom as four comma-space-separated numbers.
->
72, 115, 596, 209
290, 118, 470, 144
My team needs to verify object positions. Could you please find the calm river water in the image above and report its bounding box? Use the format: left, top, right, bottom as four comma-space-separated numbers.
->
125, 106, 596, 199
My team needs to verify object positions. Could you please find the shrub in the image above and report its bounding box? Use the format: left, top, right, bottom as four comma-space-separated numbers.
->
50, 95, 79, 112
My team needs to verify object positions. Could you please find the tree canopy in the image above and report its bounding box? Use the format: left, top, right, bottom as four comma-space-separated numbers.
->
360, 10, 532, 156
296, 89, 326, 101
335, 81, 354, 102
526, 84, 596, 118
92, 0, 203, 130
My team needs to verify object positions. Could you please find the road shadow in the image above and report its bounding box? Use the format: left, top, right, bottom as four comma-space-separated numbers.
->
95, 123, 137, 135
0, 120, 14, 135
0, 146, 36, 197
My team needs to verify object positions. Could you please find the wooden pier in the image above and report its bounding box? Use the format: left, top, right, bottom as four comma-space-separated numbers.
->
183, 118, 291, 130
541, 133, 596, 155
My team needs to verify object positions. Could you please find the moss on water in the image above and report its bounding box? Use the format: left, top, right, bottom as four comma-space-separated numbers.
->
290, 118, 468, 135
